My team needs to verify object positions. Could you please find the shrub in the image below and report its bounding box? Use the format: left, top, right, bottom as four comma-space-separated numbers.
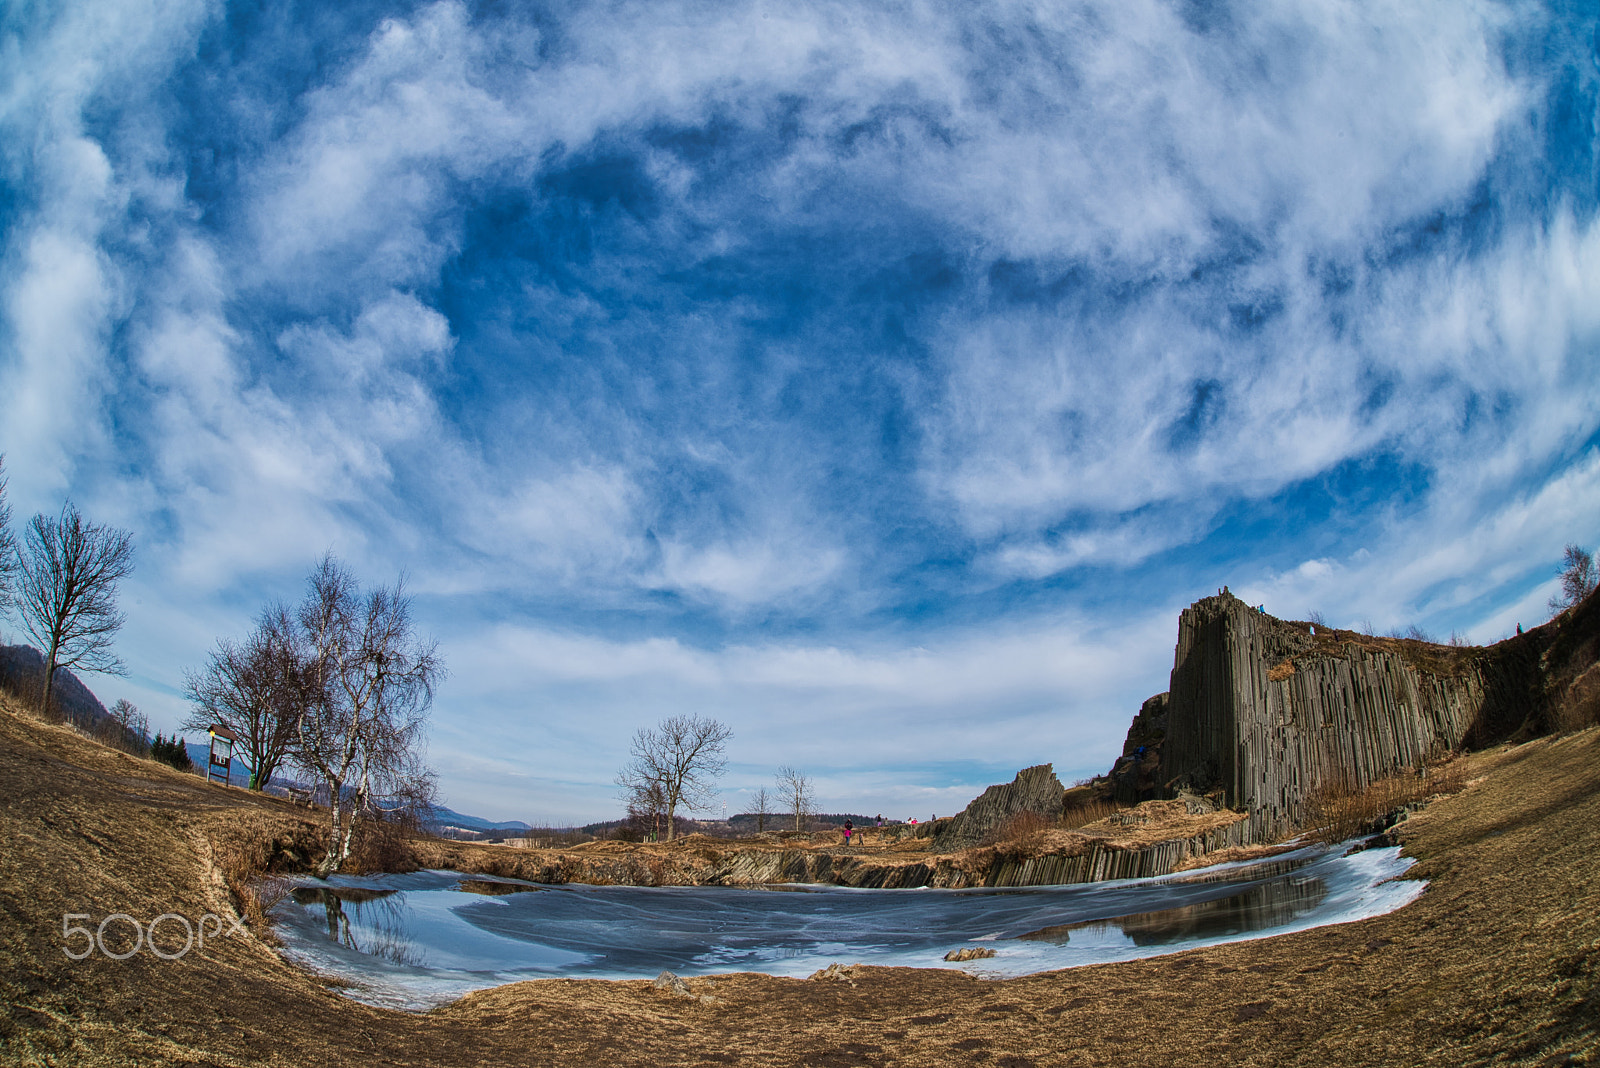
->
1061, 800, 1123, 828
978, 809, 1051, 848
1302, 760, 1466, 844
344, 811, 422, 875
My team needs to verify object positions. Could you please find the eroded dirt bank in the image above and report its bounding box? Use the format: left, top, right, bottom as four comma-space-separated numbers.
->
2, 701, 1597, 1067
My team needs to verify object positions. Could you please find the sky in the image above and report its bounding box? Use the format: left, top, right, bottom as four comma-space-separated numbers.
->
2, 0, 1597, 825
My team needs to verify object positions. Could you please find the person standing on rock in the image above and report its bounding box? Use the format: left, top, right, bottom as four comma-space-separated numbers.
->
843, 819, 854, 846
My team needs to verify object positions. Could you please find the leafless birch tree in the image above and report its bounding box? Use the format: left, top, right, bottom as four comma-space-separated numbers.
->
294, 555, 443, 877
615, 714, 731, 842
182, 604, 308, 790
14, 502, 135, 718
776, 765, 813, 832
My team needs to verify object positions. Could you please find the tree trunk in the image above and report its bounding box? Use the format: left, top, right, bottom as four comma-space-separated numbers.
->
316, 787, 347, 878
39, 639, 59, 720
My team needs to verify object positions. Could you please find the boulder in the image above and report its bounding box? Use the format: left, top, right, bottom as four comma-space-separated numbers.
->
943, 947, 997, 962
651, 970, 692, 997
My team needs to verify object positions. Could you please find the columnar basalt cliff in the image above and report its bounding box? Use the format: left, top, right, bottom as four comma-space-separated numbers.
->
1110, 587, 1600, 836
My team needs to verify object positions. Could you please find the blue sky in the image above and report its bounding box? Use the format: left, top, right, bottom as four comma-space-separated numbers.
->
2, 0, 1597, 824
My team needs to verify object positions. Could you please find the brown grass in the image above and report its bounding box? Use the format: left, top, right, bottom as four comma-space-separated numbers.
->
1290, 626, 1483, 678
207, 811, 325, 935
1061, 799, 1124, 828
344, 812, 425, 875
3, 693, 1599, 1065
1301, 759, 1468, 844
977, 809, 1052, 847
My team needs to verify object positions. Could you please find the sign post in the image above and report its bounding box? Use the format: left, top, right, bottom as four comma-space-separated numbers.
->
206, 724, 239, 786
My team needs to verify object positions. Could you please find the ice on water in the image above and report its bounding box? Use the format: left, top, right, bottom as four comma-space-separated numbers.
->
269, 843, 1423, 1010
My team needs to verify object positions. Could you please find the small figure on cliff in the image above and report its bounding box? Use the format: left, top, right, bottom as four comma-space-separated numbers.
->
843, 819, 854, 846
875, 814, 883, 828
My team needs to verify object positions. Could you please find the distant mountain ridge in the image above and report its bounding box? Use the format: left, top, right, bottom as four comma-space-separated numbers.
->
423, 806, 530, 833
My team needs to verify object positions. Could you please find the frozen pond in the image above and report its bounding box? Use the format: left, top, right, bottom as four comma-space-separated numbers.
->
269, 842, 1423, 1010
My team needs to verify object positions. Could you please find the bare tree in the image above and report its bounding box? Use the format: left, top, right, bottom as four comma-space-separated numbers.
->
750, 785, 771, 833
182, 604, 308, 791
615, 714, 732, 842
104, 698, 149, 756
294, 555, 443, 877
0, 456, 17, 622
14, 502, 135, 719
625, 777, 669, 841
1549, 544, 1597, 617
776, 765, 813, 832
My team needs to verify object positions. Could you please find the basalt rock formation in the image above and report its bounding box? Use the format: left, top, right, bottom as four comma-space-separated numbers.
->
1109, 586, 1600, 836
930, 764, 1066, 852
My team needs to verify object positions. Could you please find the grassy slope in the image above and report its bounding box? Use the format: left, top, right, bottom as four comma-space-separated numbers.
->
0, 696, 1596, 1067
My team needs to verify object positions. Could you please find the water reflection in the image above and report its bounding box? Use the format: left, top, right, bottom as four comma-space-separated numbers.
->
1018, 871, 1327, 946
290, 886, 423, 967
456, 879, 544, 896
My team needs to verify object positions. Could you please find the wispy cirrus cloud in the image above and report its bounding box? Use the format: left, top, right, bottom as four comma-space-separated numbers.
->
2, 0, 1596, 820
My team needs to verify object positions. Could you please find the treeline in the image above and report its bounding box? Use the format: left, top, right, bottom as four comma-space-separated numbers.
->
576, 811, 884, 842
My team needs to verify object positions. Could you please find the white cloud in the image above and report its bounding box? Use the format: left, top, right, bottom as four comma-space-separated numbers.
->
0, 227, 116, 503
3, 0, 1592, 823
432, 606, 1176, 821
1237, 447, 1600, 639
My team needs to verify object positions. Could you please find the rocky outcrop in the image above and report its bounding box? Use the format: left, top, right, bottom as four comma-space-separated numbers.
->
930, 764, 1065, 852
1158, 594, 1481, 834
414, 810, 1269, 890
1110, 586, 1600, 836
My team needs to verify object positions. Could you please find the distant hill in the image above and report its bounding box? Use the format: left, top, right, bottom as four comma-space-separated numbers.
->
0, 644, 112, 725
422, 806, 531, 833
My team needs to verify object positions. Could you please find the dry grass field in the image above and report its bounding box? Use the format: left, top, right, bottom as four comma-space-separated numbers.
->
1, 693, 1596, 1067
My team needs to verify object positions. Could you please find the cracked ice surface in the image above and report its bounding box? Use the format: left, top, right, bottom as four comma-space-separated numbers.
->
269, 843, 1423, 1010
